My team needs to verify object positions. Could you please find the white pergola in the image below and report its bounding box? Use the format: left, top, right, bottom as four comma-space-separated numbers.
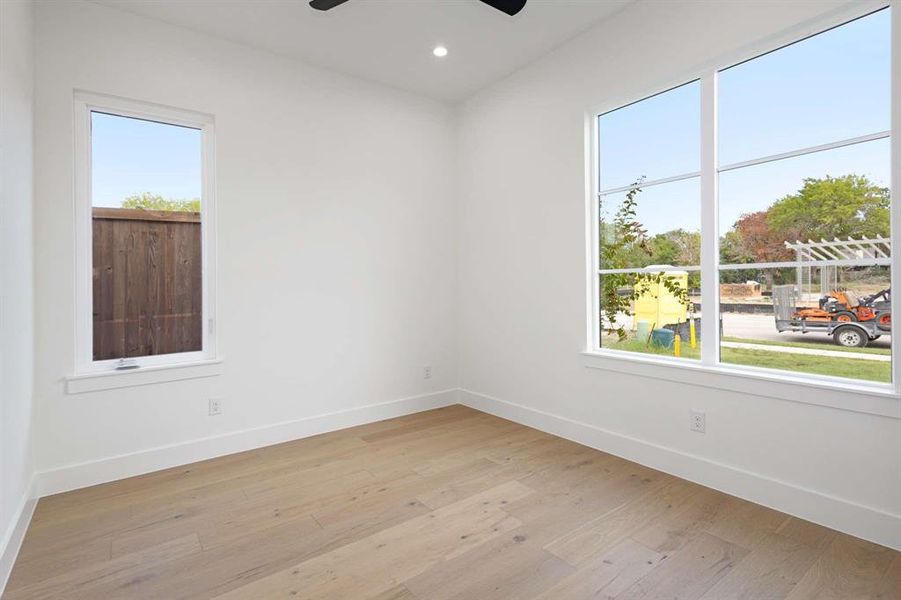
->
784, 235, 891, 297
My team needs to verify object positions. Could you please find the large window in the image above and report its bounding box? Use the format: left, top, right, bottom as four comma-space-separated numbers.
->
74, 94, 216, 373
592, 7, 894, 389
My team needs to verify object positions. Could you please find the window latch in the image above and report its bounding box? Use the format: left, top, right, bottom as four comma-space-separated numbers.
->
115, 358, 140, 371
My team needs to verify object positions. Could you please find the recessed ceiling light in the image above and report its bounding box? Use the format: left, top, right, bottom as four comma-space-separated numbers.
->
433, 46, 448, 58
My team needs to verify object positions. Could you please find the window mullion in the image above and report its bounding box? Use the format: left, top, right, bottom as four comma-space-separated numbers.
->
891, 2, 900, 393
589, 114, 601, 352
700, 71, 719, 367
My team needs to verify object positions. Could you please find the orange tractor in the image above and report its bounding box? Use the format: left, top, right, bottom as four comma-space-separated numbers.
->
794, 288, 891, 328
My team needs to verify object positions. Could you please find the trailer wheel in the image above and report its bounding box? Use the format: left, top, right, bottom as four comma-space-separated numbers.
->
833, 311, 857, 322
833, 325, 868, 348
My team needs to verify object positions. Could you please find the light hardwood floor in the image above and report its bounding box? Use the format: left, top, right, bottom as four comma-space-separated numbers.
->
5, 405, 899, 599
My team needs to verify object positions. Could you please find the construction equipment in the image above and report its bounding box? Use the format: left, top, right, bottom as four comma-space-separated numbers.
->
793, 288, 891, 328
773, 285, 890, 348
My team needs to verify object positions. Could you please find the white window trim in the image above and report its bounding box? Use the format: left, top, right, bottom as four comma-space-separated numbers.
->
71, 91, 218, 381
66, 359, 223, 395
584, 1, 901, 418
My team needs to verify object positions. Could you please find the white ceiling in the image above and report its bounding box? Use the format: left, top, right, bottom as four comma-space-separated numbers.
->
95, 0, 632, 101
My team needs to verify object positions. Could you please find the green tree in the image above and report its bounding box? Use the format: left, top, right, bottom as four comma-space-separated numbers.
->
648, 229, 700, 266
719, 229, 749, 264
121, 192, 201, 212
768, 175, 889, 242
600, 180, 692, 340
719, 175, 887, 288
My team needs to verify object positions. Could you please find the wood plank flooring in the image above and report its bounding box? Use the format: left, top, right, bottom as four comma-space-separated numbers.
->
5, 405, 899, 599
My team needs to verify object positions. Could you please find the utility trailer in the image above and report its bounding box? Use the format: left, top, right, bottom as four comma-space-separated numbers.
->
773, 284, 889, 348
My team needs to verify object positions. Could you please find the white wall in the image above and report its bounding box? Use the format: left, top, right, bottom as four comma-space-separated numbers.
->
457, 0, 901, 547
32, 1, 457, 483
0, 0, 35, 575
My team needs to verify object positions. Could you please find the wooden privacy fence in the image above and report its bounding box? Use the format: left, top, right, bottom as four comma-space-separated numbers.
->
92, 207, 202, 361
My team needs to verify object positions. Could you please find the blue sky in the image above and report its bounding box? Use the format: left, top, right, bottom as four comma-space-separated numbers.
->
599, 7, 891, 245
91, 112, 201, 208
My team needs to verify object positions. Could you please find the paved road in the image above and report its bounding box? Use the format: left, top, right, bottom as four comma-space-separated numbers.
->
720, 313, 891, 350
610, 312, 891, 350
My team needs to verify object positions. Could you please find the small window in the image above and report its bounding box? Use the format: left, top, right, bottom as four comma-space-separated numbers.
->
75, 95, 216, 372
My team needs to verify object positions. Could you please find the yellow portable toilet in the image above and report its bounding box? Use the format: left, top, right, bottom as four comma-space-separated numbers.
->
633, 266, 689, 329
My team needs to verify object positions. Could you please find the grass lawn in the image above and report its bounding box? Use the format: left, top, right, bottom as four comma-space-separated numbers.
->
721, 348, 889, 383
604, 337, 890, 383
722, 336, 890, 356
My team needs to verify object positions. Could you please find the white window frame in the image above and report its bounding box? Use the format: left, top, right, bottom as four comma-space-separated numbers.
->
584, 1, 901, 418
72, 91, 218, 377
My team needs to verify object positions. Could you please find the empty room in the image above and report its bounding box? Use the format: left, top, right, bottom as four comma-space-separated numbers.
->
1, 0, 900, 597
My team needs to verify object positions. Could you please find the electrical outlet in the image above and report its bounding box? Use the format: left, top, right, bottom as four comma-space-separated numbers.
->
690, 409, 706, 433
208, 398, 222, 416
423, 366, 432, 379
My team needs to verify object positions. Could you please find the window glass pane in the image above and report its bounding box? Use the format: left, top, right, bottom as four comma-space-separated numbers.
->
718, 267, 890, 384
91, 112, 203, 361
718, 139, 890, 261
719, 8, 890, 165
598, 83, 702, 362
600, 272, 701, 361
601, 177, 700, 269
598, 80, 700, 190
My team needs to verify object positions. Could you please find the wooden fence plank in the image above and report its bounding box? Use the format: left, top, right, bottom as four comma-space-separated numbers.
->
92, 207, 202, 361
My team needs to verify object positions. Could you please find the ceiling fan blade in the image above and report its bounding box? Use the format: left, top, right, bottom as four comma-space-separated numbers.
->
309, 0, 351, 11
479, 0, 527, 16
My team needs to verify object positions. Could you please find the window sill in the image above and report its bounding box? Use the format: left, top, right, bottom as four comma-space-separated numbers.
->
66, 359, 223, 394
581, 350, 901, 419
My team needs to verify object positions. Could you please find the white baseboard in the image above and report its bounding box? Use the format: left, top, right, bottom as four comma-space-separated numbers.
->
0, 478, 38, 596
458, 388, 901, 551
35, 389, 459, 498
